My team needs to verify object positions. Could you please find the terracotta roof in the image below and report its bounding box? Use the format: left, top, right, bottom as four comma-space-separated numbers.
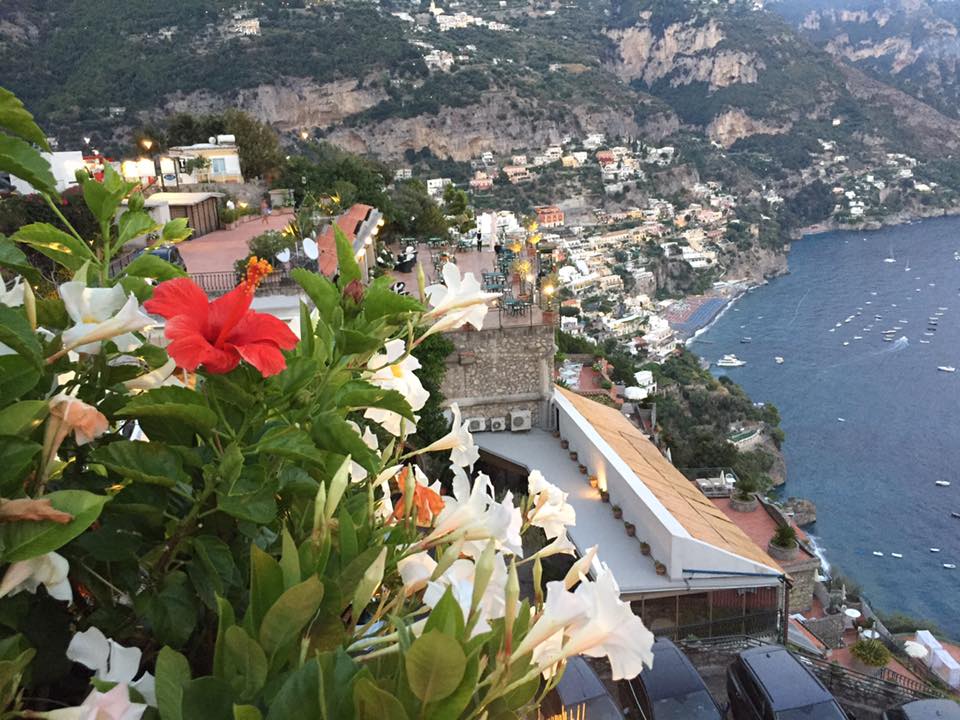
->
556, 386, 780, 571
316, 204, 374, 277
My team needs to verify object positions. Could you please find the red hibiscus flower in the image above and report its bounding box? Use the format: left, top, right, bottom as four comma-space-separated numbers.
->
145, 257, 298, 377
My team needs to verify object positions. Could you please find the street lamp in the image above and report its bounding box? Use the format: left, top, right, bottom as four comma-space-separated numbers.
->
140, 138, 154, 152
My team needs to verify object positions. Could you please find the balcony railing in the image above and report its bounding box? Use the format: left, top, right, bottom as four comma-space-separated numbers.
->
190, 269, 299, 297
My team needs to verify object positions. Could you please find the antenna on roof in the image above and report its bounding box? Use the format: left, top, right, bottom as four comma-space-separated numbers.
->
302, 238, 319, 260
275, 248, 291, 263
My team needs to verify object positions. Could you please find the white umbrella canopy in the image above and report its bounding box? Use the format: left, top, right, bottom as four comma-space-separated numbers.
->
904, 640, 929, 659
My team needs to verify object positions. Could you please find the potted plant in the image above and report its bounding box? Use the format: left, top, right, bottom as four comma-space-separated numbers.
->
654, 561, 667, 576
625, 522, 636, 537
730, 476, 759, 512
850, 639, 891, 676
639, 541, 651, 556
612, 505, 623, 519
588, 475, 598, 488
560, 439, 569, 449
579, 464, 587, 475
552, 429, 561, 439
767, 524, 799, 561
569, 450, 578, 462
600, 490, 609, 503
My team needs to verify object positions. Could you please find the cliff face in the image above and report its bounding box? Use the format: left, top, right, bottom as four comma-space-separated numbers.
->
608, 20, 764, 89
161, 78, 387, 133
707, 109, 791, 147
324, 92, 679, 162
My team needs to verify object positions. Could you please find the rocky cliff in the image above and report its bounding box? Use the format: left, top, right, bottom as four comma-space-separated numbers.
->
324, 91, 679, 162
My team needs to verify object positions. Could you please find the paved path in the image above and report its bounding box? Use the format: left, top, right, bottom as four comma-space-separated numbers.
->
178, 212, 293, 274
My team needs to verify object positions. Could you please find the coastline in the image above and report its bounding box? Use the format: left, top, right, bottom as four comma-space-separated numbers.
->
791, 203, 960, 240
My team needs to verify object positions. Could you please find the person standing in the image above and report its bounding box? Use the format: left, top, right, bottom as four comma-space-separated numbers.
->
260, 198, 271, 225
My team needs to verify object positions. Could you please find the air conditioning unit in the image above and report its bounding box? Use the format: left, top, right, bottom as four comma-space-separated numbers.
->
466, 417, 486, 433
490, 417, 507, 432
510, 409, 532, 432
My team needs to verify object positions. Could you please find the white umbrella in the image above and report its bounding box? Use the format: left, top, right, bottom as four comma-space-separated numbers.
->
904, 640, 929, 659
844, 608, 862, 619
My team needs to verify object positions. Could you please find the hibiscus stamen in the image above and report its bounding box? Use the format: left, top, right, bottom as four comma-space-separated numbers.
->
244, 256, 273, 292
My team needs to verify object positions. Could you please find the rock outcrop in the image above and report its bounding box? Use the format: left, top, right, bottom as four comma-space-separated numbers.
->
707, 109, 791, 147
782, 497, 817, 526
324, 92, 679, 162
162, 78, 387, 133
608, 20, 763, 90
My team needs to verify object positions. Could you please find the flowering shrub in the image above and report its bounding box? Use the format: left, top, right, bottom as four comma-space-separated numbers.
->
0, 88, 654, 719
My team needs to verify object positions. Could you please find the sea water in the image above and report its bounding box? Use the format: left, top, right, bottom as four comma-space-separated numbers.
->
690, 217, 960, 635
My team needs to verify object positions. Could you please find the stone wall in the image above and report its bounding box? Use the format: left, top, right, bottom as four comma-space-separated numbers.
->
788, 566, 818, 612
440, 323, 556, 428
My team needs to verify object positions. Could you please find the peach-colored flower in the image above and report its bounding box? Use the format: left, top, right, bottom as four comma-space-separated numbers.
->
40, 394, 109, 486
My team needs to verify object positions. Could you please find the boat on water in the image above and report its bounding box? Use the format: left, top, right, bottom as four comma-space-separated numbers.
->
938, 366, 956, 373
872, 551, 884, 557
774, 356, 784, 364
837, 417, 846, 422
883, 336, 895, 342
945, 564, 957, 570
921, 340, 931, 344
931, 548, 942, 553
717, 354, 747, 368
924, 332, 935, 337
843, 341, 850, 346
936, 480, 951, 487
951, 512, 960, 519
891, 553, 903, 559
740, 337, 752, 344
853, 336, 863, 340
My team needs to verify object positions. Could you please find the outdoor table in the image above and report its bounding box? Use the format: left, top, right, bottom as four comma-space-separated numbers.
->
861, 629, 880, 640
843, 608, 862, 630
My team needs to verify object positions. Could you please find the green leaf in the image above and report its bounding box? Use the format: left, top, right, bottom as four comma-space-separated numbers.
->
162, 218, 192, 244
0, 133, 56, 197
0, 400, 48, 436
156, 647, 192, 720
423, 587, 466, 639
91, 440, 188, 487
121, 252, 187, 281
35, 296, 68, 329
311, 412, 378, 473
336, 328, 382, 354
216, 470, 277, 524
363, 283, 423, 321
405, 631, 467, 704
13, 222, 95, 272
259, 575, 324, 657
117, 211, 161, 249
0, 88, 50, 149
292, 269, 338, 320
0, 306, 41, 367
189, 536, 239, 609
0, 355, 40, 401
0, 489, 109, 562
180, 676, 234, 720
334, 225, 361, 287
116, 387, 217, 438
233, 706, 263, 720
335, 381, 415, 421
257, 426, 324, 466
354, 677, 410, 720
424, 652, 479, 720
0, 236, 40, 284
247, 545, 284, 634
267, 658, 321, 720
0, 436, 41, 494
213, 595, 237, 679
279, 527, 300, 590
82, 173, 124, 224
223, 626, 268, 702
135, 571, 198, 648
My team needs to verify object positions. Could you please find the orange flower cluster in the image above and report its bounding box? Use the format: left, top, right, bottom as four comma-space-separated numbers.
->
392, 467, 445, 527
244, 256, 273, 292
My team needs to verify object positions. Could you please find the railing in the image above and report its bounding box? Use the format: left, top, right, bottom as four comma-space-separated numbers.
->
190, 269, 300, 297
669, 612, 781, 644
678, 634, 944, 707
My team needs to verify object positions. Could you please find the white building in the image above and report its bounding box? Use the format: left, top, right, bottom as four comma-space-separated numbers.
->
12, 151, 86, 194
426, 177, 453, 199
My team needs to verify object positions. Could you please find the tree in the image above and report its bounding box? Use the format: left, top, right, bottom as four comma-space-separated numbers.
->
222, 108, 282, 180
389, 180, 449, 239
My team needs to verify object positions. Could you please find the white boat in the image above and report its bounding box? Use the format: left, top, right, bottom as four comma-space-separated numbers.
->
774, 356, 784, 364
853, 336, 863, 340
891, 553, 903, 559
920, 340, 931, 344
843, 341, 850, 346
924, 332, 936, 337
873, 551, 885, 557
944, 564, 956, 570
717, 355, 747, 368
935, 480, 951, 487
884, 245, 896, 264
931, 548, 941, 553
938, 366, 956, 373
837, 417, 846, 422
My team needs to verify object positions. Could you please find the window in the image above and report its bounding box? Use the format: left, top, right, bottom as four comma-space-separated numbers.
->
211, 158, 226, 175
